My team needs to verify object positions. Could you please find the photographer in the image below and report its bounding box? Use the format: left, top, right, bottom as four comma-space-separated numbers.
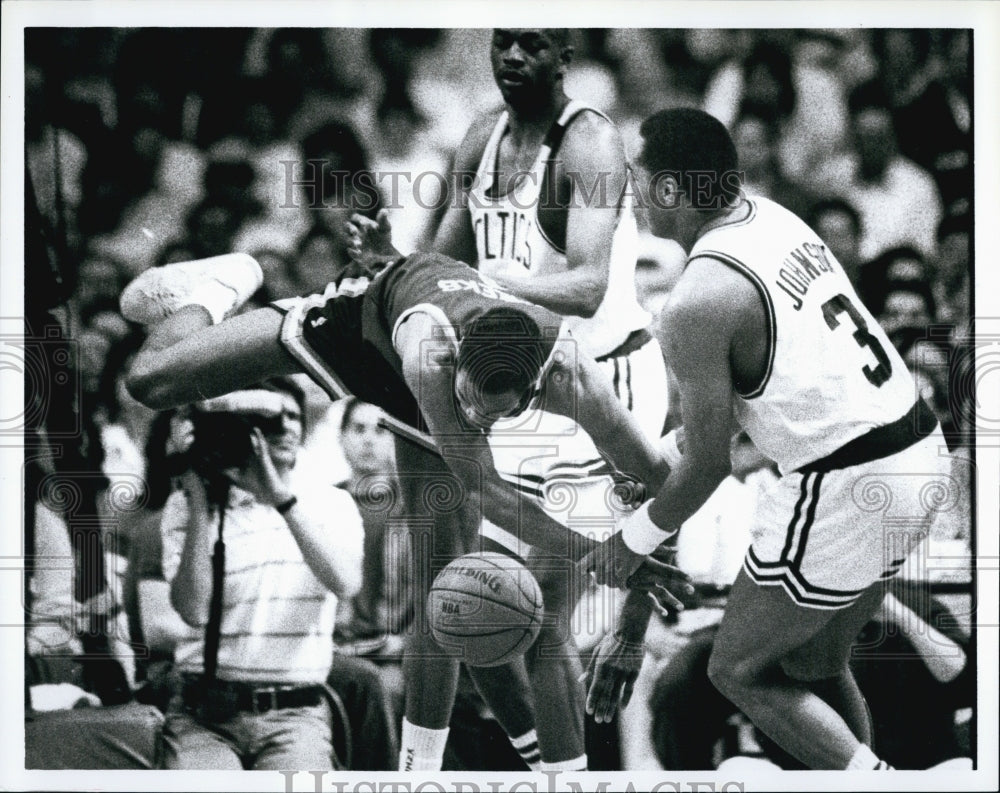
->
160, 377, 363, 770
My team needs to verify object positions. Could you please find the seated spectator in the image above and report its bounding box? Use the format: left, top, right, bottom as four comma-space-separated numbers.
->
93, 333, 157, 500
888, 327, 952, 432
814, 80, 942, 261
731, 103, 813, 220
159, 378, 363, 769
704, 39, 797, 131
879, 279, 936, 337
72, 253, 129, 319
858, 245, 930, 317
872, 30, 971, 215
182, 199, 243, 261
334, 398, 410, 644
933, 212, 971, 332
123, 410, 198, 707
806, 197, 864, 288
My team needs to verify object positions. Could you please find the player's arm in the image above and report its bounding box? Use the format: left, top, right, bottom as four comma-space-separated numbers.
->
545, 346, 670, 495
430, 114, 497, 265
617, 258, 748, 556
488, 115, 627, 317
396, 314, 594, 559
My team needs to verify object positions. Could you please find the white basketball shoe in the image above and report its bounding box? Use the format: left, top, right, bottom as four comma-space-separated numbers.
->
119, 253, 263, 325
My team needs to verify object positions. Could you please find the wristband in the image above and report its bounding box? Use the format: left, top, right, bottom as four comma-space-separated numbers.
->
620, 501, 676, 556
276, 495, 298, 515
659, 429, 684, 470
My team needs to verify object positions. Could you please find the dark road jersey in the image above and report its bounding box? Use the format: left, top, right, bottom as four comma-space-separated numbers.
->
362, 252, 565, 382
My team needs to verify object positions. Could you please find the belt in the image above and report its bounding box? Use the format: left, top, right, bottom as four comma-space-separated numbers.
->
595, 327, 654, 362
182, 676, 325, 716
797, 398, 939, 475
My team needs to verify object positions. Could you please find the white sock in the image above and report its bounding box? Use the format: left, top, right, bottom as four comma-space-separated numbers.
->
847, 743, 889, 770
180, 279, 239, 325
399, 718, 449, 771
509, 729, 541, 771
540, 754, 588, 772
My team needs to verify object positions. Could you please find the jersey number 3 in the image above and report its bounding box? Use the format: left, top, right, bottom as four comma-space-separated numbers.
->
821, 294, 892, 388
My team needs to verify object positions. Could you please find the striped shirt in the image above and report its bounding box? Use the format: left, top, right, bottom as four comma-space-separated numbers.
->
162, 481, 363, 684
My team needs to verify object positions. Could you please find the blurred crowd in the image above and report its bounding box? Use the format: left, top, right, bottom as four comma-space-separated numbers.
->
24, 28, 973, 772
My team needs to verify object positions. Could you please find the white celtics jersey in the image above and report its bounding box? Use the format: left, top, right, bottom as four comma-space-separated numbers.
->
468, 100, 650, 358
689, 196, 917, 474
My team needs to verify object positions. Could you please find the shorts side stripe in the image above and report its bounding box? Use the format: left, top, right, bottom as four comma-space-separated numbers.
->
792, 472, 825, 568
780, 473, 812, 562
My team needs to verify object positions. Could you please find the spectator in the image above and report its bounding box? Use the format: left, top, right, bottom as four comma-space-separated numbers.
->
859, 245, 930, 317
777, 30, 852, 180
872, 30, 971, 216
183, 199, 242, 261
814, 80, 942, 261
731, 103, 812, 219
26, 62, 89, 256
933, 212, 971, 332
806, 198, 864, 287
72, 253, 129, 319
250, 248, 299, 303
879, 279, 936, 337
334, 398, 410, 643
160, 378, 363, 769
704, 39, 797, 129
293, 225, 346, 297
123, 410, 198, 706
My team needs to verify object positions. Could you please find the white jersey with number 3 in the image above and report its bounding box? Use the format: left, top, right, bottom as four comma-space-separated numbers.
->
689, 196, 917, 474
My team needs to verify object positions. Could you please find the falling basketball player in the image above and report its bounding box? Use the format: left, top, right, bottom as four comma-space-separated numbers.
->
121, 248, 690, 767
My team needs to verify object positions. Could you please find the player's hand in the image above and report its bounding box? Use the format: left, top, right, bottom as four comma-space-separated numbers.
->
345, 209, 401, 273
578, 530, 689, 593
631, 544, 696, 614
579, 631, 646, 723
578, 531, 646, 590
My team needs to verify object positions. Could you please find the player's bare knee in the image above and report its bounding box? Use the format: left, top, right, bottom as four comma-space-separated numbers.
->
707, 649, 755, 699
780, 654, 844, 683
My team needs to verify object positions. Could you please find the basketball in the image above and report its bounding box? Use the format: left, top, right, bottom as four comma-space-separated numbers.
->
428, 552, 544, 667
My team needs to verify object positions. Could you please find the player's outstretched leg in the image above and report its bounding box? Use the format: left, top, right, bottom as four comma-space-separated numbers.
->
707, 569, 888, 769
464, 659, 540, 769
123, 255, 300, 409
395, 436, 478, 771
522, 556, 588, 771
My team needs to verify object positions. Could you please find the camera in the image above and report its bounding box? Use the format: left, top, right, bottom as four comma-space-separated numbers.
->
186, 408, 284, 475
